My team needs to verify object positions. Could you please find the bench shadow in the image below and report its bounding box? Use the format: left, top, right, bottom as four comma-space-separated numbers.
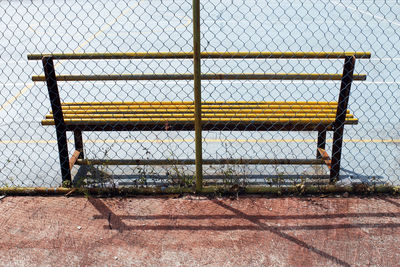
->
380, 197, 400, 208
88, 197, 400, 267
339, 168, 385, 185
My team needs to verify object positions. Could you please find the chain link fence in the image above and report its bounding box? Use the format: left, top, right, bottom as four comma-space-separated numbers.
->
0, 0, 399, 190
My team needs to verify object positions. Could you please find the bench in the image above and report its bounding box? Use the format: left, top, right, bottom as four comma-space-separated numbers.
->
28, 51, 370, 187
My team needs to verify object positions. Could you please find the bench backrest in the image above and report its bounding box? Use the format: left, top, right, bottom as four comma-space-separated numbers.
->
28, 51, 370, 128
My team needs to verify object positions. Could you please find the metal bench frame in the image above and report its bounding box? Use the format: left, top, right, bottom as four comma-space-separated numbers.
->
28, 51, 370, 188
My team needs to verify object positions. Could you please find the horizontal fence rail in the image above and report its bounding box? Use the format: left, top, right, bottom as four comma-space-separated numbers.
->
27, 51, 372, 60
31, 73, 367, 81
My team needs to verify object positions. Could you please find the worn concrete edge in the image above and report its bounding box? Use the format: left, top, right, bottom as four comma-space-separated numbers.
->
0, 185, 399, 197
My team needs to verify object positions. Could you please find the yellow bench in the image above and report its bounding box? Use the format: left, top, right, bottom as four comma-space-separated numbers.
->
28, 51, 370, 185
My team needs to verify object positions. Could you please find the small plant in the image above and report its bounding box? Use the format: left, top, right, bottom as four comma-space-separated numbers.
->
265, 176, 273, 187
371, 176, 377, 187
62, 180, 72, 188
74, 174, 88, 188
272, 171, 285, 187
217, 137, 247, 188
131, 147, 158, 188
167, 164, 194, 188
133, 166, 149, 187
292, 175, 306, 194
221, 165, 239, 188
162, 147, 194, 188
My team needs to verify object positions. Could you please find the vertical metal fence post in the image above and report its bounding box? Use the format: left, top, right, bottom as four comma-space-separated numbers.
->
42, 56, 72, 185
193, 0, 203, 192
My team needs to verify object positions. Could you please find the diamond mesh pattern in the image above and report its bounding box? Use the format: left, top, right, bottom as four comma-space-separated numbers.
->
0, 0, 398, 188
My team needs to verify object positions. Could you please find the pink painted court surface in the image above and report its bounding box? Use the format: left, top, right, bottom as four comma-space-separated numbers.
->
0, 196, 399, 266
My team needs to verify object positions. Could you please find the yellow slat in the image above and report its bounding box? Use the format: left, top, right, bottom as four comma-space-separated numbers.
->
60, 104, 339, 111
47, 113, 354, 119
58, 108, 347, 115
42, 117, 358, 125
61, 101, 338, 106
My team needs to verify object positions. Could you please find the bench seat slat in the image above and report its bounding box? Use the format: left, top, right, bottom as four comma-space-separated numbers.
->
47, 113, 354, 119
60, 104, 339, 110
58, 102, 342, 115
62, 101, 338, 106
42, 101, 357, 127
58, 109, 348, 115
60, 105, 340, 111
61, 103, 339, 108
56, 102, 343, 113
42, 117, 358, 125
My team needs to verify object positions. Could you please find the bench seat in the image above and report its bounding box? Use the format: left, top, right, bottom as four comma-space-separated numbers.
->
42, 101, 357, 131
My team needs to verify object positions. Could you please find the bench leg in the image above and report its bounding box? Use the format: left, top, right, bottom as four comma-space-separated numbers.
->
74, 130, 84, 159
42, 56, 71, 184
55, 128, 72, 185
316, 130, 326, 159
330, 126, 345, 183
330, 56, 355, 183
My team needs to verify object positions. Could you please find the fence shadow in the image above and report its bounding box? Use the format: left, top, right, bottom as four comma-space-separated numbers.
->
88, 197, 400, 267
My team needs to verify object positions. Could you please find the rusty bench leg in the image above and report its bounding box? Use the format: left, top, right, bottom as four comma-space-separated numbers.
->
74, 130, 84, 159
54, 128, 71, 185
316, 129, 327, 159
330, 127, 344, 183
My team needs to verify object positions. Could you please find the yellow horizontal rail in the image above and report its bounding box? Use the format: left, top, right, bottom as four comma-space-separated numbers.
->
61, 101, 338, 106
46, 113, 354, 119
42, 117, 358, 125
32, 73, 367, 81
60, 105, 340, 111
60, 105, 340, 112
27, 51, 371, 60
58, 108, 348, 115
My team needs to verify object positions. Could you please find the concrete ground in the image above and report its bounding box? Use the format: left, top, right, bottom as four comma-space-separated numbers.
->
0, 195, 399, 266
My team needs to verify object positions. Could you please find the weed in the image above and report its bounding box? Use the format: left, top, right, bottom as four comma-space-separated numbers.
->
217, 136, 248, 188
132, 166, 150, 187
271, 170, 285, 187
165, 162, 194, 188
131, 147, 158, 187
221, 165, 239, 188
62, 180, 72, 188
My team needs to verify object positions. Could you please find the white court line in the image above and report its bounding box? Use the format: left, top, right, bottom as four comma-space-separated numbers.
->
332, 0, 400, 27
203, 19, 366, 24
0, 0, 143, 112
